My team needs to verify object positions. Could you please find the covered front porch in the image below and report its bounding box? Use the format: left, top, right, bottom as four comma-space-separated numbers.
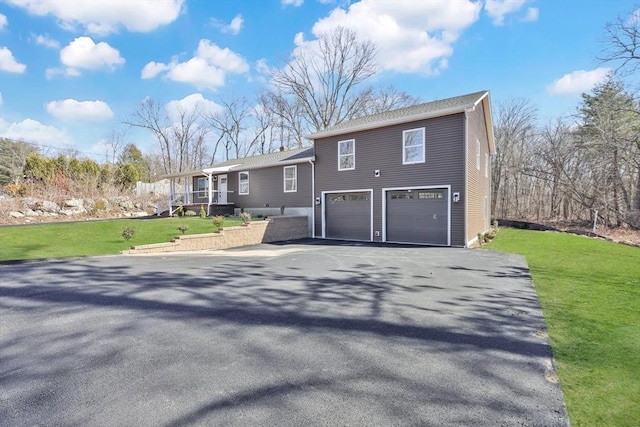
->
164, 165, 238, 217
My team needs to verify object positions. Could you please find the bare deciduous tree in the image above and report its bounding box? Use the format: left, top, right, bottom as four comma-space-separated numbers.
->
491, 98, 538, 217
126, 98, 209, 174
271, 27, 378, 132
599, 5, 640, 77
204, 96, 269, 161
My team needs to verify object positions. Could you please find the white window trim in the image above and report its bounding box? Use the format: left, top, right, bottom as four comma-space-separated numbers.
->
338, 139, 355, 171
283, 165, 297, 193
239, 171, 249, 195
402, 127, 425, 165
476, 139, 481, 170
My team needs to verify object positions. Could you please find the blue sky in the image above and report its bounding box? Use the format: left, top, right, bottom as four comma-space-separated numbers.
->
0, 0, 637, 161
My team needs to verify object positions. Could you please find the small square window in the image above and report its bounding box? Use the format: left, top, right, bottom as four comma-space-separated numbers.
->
403, 128, 425, 164
338, 139, 355, 171
284, 165, 297, 192
239, 171, 249, 195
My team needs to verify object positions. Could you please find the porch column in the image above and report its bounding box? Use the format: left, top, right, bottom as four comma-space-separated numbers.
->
169, 178, 176, 216
207, 173, 213, 205
184, 179, 189, 204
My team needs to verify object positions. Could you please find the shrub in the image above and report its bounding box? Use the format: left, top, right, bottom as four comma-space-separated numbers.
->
3, 183, 28, 197
93, 199, 106, 211
199, 205, 206, 219
178, 225, 189, 234
176, 205, 184, 217
211, 215, 224, 228
477, 232, 484, 246
238, 211, 251, 224
185, 210, 197, 217
121, 226, 135, 241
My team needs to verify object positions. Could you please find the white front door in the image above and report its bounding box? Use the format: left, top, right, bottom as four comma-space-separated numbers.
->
218, 174, 227, 204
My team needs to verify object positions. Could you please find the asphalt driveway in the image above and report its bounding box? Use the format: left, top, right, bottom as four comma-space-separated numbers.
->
0, 240, 568, 426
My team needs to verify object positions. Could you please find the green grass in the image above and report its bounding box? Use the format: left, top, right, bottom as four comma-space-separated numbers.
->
486, 228, 640, 426
0, 216, 244, 261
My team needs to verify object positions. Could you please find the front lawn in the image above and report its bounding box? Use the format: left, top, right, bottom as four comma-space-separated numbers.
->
0, 217, 243, 261
486, 228, 639, 427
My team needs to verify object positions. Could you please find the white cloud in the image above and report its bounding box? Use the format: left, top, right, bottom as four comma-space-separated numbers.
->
34, 34, 60, 49
0, 47, 27, 73
165, 93, 223, 122
46, 99, 114, 121
523, 7, 539, 22
485, 0, 528, 26
307, 0, 481, 75
59, 36, 125, 75
547, 68, 612, 95
282, 0, 304, 7
141, 61, 169, 79
211, 14, 244, 35
0, 13, 7, 31
142, 39, 249, 90
0, 118, 72, 147
7, 0, 184, 36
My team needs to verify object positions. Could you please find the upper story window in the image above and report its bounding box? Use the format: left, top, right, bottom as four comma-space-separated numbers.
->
338, 139, 355, 170
485, 153, 489, 177
284, 165, 297, 192
476, 139, 481, 170
239, 171, 249, 195
403, 128, 425, 164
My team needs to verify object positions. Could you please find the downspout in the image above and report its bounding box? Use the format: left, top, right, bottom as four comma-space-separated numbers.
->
309, 159, 315, 238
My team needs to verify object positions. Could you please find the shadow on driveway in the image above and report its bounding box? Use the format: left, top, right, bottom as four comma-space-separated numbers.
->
0, 242, 568, 426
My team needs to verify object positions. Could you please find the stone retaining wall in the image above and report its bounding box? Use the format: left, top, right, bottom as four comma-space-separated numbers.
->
123, 215, 308, 254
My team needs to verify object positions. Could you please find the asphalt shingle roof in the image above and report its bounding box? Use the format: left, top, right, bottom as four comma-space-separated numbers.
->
307, 90, 489, 139
212, 146, 315, 169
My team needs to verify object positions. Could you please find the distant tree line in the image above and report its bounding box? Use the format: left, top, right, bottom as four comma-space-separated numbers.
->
0, 139, 151, 198
493, 5, 639, 228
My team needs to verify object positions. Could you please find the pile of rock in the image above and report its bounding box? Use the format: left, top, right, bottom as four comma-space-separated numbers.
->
5, 196, 155, 223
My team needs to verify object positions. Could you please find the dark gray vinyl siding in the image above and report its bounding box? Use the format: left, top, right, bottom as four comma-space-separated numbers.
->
234, 162, 312, 210
466, 102, 492, 242
313, 113, 466, 246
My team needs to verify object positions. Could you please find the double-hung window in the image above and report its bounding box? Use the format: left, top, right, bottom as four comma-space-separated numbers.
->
485, 153, 489, 177
284, 165, 297, 192
239, 171, 249, 195
476, 139, 481, 170
196, 177, 208, 198
403, 128, 425, 164
338, 139, 355, 170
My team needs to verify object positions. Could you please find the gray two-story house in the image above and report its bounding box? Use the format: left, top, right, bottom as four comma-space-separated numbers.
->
307, 90, 494, 247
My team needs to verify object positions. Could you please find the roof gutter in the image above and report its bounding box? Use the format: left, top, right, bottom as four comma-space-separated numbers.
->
161, 156, 316, 179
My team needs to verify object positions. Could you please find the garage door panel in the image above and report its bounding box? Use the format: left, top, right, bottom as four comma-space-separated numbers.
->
386, 189, 448, 245
325, 192, 371, 241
